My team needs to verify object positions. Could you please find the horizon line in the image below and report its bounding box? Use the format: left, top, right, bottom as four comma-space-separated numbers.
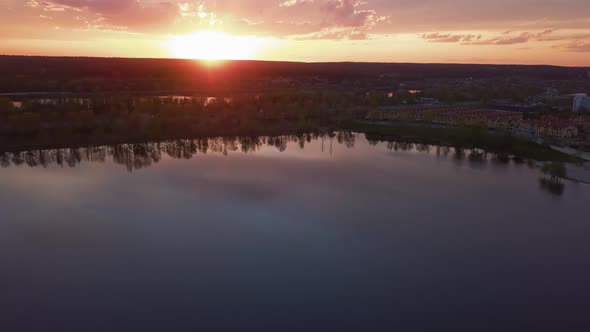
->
1, 54, 589, 69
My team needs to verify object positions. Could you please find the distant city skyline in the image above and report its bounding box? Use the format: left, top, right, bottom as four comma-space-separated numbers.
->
2, 0, 590, 66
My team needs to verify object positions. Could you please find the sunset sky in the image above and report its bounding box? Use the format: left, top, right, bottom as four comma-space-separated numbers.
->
1, 0, 590, 66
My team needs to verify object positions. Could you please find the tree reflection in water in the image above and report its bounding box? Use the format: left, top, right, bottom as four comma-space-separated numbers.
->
0, 132, 543, 172
0, 131, 570, 197
0, 133, 356, 172
539, 178, 565, 196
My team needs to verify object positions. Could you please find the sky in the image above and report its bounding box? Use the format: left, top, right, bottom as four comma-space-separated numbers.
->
1, 0, 590, 66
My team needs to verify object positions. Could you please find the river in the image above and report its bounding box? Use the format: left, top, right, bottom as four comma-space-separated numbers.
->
0, 133, 588, 331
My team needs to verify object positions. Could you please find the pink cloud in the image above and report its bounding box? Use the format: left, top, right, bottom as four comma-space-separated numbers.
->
558, 41, 590, 52
422, 30, 590, 50
422, 33, 481, 43
24, 0, 179, 31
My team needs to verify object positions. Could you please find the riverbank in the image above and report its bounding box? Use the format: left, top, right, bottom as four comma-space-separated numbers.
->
549, 145, 590, 161
0, 115, 583, 163
0, 122, 328, 153
345, 121, 582, 162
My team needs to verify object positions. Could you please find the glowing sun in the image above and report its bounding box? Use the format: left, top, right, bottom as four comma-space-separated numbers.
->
167, 30, 268, 61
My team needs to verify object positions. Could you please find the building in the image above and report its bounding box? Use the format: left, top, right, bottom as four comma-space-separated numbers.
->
489, 99, 542, 112
572, 93, 590, 113
418, 97, 439, 104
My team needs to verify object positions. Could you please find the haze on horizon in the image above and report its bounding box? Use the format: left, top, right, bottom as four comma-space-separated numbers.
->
1, 0, 590, 66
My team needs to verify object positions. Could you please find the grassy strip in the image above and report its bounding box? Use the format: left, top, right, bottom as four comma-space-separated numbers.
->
346, 121, 582, 162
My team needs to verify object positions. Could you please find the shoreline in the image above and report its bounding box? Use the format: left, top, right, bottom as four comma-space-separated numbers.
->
345, 121, 583, 163
0, 121, 582, 163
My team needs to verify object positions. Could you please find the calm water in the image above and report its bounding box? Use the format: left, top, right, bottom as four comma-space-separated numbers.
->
1, 133, 589, 331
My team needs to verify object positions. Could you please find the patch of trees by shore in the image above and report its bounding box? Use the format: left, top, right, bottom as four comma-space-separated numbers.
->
0, 92, 372, 138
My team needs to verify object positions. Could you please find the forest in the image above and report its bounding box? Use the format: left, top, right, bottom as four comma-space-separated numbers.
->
1, 55, 588, 93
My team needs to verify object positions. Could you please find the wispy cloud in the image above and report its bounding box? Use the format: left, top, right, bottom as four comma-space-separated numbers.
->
24, 0, 179, 31
422, 29, 590, 49
556, 41, 590, 52
3, 0, 590, 65
422, 33, 481, 43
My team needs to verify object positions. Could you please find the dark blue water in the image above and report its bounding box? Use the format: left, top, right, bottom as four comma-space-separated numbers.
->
0, 134, 589, 331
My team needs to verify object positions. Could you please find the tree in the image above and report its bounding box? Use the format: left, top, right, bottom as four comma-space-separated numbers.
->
542, 162, 567, 183
0, 97, 13, 114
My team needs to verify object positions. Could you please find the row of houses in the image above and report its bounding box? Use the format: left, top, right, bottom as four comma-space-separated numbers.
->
516, 115, 578, 139
368, 105, 584, 139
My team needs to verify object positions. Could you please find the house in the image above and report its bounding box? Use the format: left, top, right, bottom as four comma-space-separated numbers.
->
572, 93, 590, 113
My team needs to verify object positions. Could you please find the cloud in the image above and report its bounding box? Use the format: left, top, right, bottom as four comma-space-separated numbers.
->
470, 30, 590, 47
422, 33, 481, 43
279, 0, 314, 8
12, 0, 590, 41
208, 0, 387, 40
19, 0, 387, 39
557, 41, 590, 52
421, 28, 590, 58
24, 0, 180, 31
422, 29, 590, 49
48, 0, 138, 12
295, 27, 368, 40
11, 0, 590, 36
320, 0, 377, 28
371, 0, 590, 34
294, 0, 386, 40
481, 32, 535, 45
5, 0, 590, 59
421, 31, 537, 45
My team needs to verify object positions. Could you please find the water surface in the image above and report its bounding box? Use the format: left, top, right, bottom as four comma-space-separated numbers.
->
1, 134, 589, 331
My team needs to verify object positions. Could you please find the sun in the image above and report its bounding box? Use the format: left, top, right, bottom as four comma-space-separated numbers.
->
167, 30, 265, 61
